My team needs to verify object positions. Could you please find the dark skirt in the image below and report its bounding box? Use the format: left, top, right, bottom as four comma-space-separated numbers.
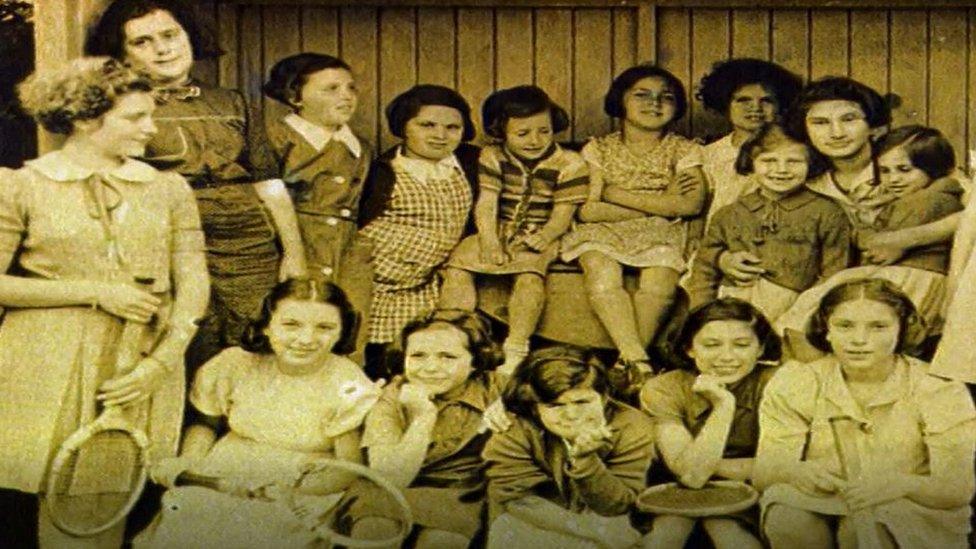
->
187, 183, 279, 370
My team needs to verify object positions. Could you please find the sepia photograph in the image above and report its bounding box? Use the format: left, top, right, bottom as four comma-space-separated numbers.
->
1, 0, 975, 546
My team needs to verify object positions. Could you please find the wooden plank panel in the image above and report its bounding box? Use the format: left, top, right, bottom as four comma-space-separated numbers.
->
732, 9, 769, 59
191, 2, 219, 86
657, 8, 692, 135
969, 8, 976, 173
929, 10, 968, 157
612, 8, 638, 131
340, 7, 379, 151
301, 7, 339, 56
378, 8, 416, 151
217, 2, 240, 88
262, 7, 303, 131
495, 9, 534, 89
690, 9, 730, 140
457, 8, 494, 143
849, 10, 888, 96
239, 6, 265, 155
810, 10, 848, 79
637, 2, 655, 63
889, 10, 927, 127
535, 9, 574, 134
417, 8, 456, 87
573, 9, 613, 142
771, 9, 809, 81
613, 8, 637, 76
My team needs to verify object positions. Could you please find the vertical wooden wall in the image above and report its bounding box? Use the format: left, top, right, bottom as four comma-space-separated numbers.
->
201, 3, 976, 165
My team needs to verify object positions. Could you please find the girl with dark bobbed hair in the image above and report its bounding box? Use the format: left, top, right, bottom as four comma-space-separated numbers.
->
756, 278, 974, 549
442, 85, 588, 374
357, 85, 480, 377
640, 298, 782, 549
696, 58, 804, 222
141, 278, 380, 547
776, 124, 965, 348
343, 309, 505, 549
559, 64, 707, 398
483, 344, 655, 548
726, 78, 963, 341
262, 52, 374, 361
0, 57, 208, 546
87, 0, 309, 374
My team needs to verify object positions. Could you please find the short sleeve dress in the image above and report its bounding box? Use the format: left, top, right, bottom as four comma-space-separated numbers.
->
138, 347, 381, 548
342, 372, 504, 538
561, 132, 704, 272
755, 357, 975, 549
447, 144, 589, 276
358, 149, 474, 344
0, 151, 205, 493
267, 115, 375, 357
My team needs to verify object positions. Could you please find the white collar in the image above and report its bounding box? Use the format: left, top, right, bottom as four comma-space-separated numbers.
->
392, 146, 463, 178
284, 113, 362, 158
26, 150, 157, 182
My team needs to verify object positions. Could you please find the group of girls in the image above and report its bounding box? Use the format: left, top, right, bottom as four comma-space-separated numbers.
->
0, 0, 974, 547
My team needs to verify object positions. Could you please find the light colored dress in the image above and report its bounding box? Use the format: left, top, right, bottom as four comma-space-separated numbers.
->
561, 132, 704, 272
138, 347, 381, 548
0, 151, 203, 493
755, 356, 975, 548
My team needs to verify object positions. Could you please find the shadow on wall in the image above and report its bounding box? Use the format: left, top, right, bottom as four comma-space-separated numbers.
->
0, 1, 36, 168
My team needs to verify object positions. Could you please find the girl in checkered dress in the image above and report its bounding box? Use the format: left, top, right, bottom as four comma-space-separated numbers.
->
358, 85, 480, 367
442, 86, 589, 374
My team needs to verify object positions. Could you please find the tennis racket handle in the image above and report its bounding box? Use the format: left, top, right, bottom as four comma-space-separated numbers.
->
113, 276, 156, 375
174, 471, 223, 491
114, 321, 149, 375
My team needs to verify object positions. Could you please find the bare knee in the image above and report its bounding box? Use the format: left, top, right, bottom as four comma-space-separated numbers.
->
637, 268, 680, 296
579, 253, 624, 294
512, 274, 545, 299
702, 518, 761, 549
415, 527, 470, 549
763, 505, 833, 549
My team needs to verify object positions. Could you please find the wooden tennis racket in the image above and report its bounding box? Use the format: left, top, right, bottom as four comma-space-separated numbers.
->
636, 480, 759, 517
44, 279, 156, 537
176, 458, 413, 548
830, 418, 883, 549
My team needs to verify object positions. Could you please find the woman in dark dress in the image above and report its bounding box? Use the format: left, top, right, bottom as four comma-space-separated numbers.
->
87, 0, 307, 371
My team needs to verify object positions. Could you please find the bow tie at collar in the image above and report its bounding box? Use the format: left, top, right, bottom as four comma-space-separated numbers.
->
153, 85, 201, 104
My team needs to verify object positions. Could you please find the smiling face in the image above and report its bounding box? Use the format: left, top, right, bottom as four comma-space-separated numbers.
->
878, 146, 931, 198
535, 387, 606, 442
80, 91, 158, 158
265, 298, 343, 371
728, 83, 778, 133
825, 298, 900, 374
297, 67, 357, 129
804, 100, 872, 160
404, 325, 475, 396
403, 105, 465, 162
122, 9, 194, 86
752, 142, 810, 199
504, 111, 555, 160
687, 320, 763, 384
622, 76, 677, 132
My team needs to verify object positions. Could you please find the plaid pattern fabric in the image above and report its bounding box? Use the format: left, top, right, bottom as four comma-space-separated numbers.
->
360, 161, 473, 342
